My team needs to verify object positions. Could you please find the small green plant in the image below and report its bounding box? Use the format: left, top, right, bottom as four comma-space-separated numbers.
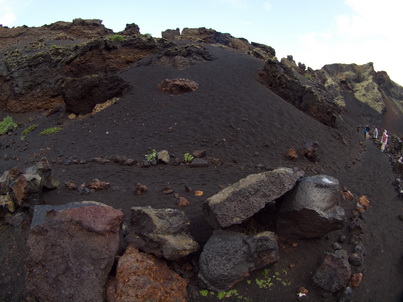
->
304, 73, 313, 80
109, 34, 125, 42
183, 152, 194, 163
0, 116, 18, 134
254, 268, 291, 289
22, 124, 38, 135
39, 127, 62, 135
199, 290, 209, 297
20, 124, 38, 141
145, 149, 157, 162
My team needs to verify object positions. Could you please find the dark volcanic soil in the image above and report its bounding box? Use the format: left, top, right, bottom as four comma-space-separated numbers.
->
1, 43, 402, 302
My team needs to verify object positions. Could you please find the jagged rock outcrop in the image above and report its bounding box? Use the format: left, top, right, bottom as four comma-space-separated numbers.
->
0, 20, 161, 113
119, 23, 141, 36
258, 56, 341, 127
62, 74, 130, 114
276, 175, 345, 239
161, 27, 275, 61
161, 28, 181, 40
26, 201, 124, 302
107, 246, 188, 302
203, 167, 304, 228
198, 230, 279, 292
129, 206, 199, 260
319, 62, 403, 132
47, 18, 113, 38
139, 43, 213, 69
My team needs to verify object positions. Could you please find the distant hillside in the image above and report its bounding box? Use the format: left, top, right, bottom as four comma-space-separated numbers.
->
0, 19, 402, 134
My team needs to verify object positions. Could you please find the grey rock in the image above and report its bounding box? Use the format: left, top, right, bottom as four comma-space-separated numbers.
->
157, 150, 170, 164
130, 206, 199, 260
348, 252, 364, 266
189, 158, 209, 167
339, 287, 353, 302
26, 201, 124, 302
25, 158, 60, 190
5, 212, 25, 227
204, 167, 304, 228
333, 242, 343, 250
312, 250, 351, 293
198, 230, 279, 292
277, 175, 345, 239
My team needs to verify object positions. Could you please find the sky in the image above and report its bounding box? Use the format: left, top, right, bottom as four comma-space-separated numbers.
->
1, 0, 403, 86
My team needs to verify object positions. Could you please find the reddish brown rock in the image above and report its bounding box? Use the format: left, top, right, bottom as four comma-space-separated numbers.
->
285, 148, 298, 160
341, 189, 354, 200
301, 141, 320, 162
357, 195, 370, 211
134, 183, 148, 195
65, 180, 78, 190
107, 246, 188, 302
88, 178, 111, 190
178, 196, 190, 207
10, 174, 42, 207
349, 273, 363, 287
158, 78, 199, 94
26, 202, 124, 302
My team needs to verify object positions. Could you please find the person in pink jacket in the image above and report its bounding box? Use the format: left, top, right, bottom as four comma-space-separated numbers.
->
381, 130, 388, 152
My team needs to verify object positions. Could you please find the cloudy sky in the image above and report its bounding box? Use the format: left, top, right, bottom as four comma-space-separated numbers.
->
1, 0, 402, 86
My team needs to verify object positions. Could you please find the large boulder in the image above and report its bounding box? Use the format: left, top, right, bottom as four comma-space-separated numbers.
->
26, 201, 123, 302
276, 175, 345, 239
107, 246, 188, 302
129, 206, 199, 260
203, 167, 304, 228
198, 230, 279, 292
312, 250, 352, 293
62, 74, 131, 114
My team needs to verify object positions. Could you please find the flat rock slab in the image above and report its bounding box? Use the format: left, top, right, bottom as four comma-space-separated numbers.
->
203, 167, 304, 228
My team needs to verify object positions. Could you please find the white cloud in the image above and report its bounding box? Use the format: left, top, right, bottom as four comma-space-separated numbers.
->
262, 1, 272, 11
0, 0, 16, 26
292, 0, 403, 85
218, 0, 249, 9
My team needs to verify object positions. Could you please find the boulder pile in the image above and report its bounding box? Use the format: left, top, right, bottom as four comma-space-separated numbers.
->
1, 160, 368, 301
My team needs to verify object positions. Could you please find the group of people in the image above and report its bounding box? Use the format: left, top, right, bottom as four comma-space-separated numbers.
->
363, 125, 389, 152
